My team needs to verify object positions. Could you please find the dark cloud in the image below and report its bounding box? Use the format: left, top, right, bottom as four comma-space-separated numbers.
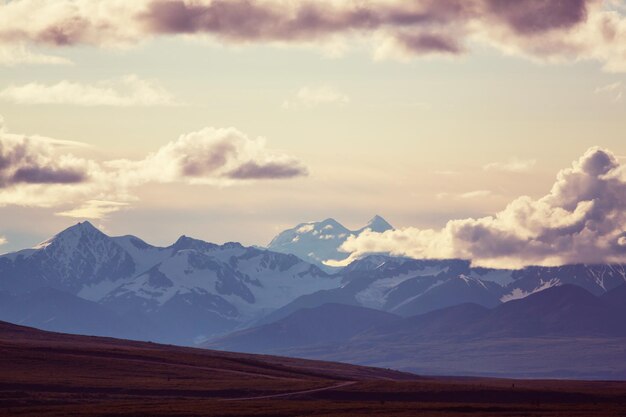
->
139, 0, 473, 53
36, 16, 92, 46
227, 160, 308, 180
396, 32, 464, 54
177, 135, 307, 180
180, 140, 236, 176
486, 0, 589, 35
11, 166, 86, 185
0, 0, 605, 59
0, 137, 89, 188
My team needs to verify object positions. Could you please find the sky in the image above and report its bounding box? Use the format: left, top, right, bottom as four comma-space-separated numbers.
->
0, 0, 625, 268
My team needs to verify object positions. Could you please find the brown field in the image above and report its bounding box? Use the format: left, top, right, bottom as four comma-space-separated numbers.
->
1, 321, 626, 417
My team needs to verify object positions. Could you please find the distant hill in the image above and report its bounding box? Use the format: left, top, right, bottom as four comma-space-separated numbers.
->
207, 284, 626, 379
207, 303, 400, 353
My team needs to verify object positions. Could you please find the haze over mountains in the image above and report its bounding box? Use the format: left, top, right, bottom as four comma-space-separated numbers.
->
1, 218, 625, 378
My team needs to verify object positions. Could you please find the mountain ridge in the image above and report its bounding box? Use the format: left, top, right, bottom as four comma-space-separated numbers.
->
0, 221, 339, 344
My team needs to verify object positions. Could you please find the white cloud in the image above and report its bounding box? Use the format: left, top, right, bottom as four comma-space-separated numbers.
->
483, 158, 537, 173
0, 75, 178, 107
283, 86, 350, 109
0, 129, 93, 189
0, 44, 72, 67
459, 190, 492, 199
0, 116, 308, 219
437, 190, 493, 200
56, 200, 130, 219
108, 127, 308, 186
595, 81, 624, 102
595, 81, 622, 93
329, 147, 626, 269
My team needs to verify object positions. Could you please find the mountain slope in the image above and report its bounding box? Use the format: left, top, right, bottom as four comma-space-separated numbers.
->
0, 222, 136, 294
0, 318, 418, 415
357, 284, 626, 343
0, 287, 153, 340
7, 320, 624, 416
207, 303, 400, 353
502, 264, 626, 299
265, 257, 506, 321
263, 255, 626, 323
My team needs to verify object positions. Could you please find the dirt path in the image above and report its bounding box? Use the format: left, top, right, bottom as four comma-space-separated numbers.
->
222, 381, 357, 401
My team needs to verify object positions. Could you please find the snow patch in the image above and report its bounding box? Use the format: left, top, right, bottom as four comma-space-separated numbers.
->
297, 224, 315, 233
501, 278, 561, 302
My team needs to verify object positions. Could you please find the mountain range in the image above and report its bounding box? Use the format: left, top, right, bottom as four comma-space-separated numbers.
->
1, 219, 625, 363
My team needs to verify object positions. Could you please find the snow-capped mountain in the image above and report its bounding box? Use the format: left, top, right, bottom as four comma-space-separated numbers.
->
0, 222, 136, 295
261, 255, 626, 323
502, 263, 626, 300
2, 221, 625, 346
0, 222, 338, 344
260, 257, 506, 323
267, 215, 393, 269
100, 237, 334, 322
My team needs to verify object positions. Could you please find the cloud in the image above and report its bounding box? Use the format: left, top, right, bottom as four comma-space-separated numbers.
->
109, 127, 308, 185
56, 200, 130, 219
282, 86, 350, 109
330, 147, 626, 269
437, 190, 493, 200
0, 44, 72, 66
228, 161, 308, 179
459, 190, 492, 199
1, 1, 626, 71
0, 75, 178, 107
483, 158, 537, 173
0, 131, 90, 189
0, 117, 308, 218
595, 81, 623, 102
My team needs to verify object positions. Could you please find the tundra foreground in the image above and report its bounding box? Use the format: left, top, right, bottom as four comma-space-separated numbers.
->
0, 321, 625, 417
